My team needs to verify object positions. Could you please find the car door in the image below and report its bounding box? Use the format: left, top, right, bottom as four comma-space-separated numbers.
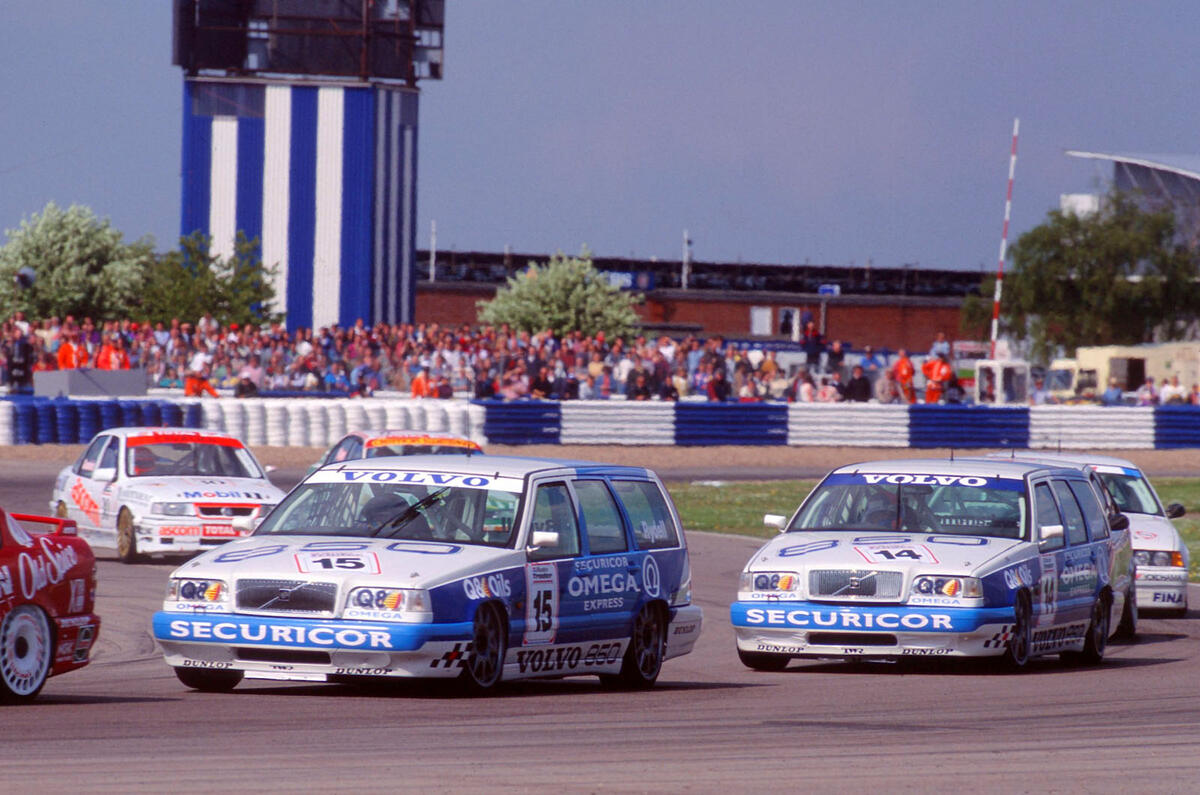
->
520, 480, 583, 647
566, 478, 637, 641
1031, 480, 1068, 630
69, 435, 117, 542
1050, 478, 1103, 628
1069, 477, 1128, 629
609, 478, 686, 618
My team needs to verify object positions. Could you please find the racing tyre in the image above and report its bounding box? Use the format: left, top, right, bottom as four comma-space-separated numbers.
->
460, 603, 507, 693
1000, 592, 1032, 671
1115, 585, 1137, 640
737, 648, 790, 672
0, 605, 53, 703
1065, 596, 1109, 666
116, 508, 141, 564
604, 603, 667, 689
174, 666, 244, 692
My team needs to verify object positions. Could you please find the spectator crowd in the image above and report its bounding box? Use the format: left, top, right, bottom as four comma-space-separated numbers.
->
4, 311, 1198, 407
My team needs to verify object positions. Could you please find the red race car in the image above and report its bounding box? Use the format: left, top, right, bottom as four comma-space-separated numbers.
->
1, 510, 100, 702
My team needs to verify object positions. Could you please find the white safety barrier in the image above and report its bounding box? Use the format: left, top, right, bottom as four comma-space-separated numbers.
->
787, 404, 911, 447
560, 401, 676, 444
0, 401, 13, 445
1028, 405, 1156, 449
243, 398, 266, 446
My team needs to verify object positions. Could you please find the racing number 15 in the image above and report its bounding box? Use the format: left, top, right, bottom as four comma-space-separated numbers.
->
523, 563, 559, 644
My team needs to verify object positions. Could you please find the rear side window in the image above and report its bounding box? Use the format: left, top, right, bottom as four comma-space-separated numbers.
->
1033, 482, 1065, 551
1051, 480, 1088, 546
573, 480, 627, 554
1069, 480, 1109, 541
612, 480, 680, 550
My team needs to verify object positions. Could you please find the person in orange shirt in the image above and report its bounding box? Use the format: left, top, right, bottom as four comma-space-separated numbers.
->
892, 348, 916, 403
56, 329, 89, 369
94, 334, 131, 370
410, 366, 432, 398
184, 367, 219, 397
922, 352, 953, 404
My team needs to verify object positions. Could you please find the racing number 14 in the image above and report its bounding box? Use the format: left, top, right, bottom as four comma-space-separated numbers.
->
873, 549, 921, 560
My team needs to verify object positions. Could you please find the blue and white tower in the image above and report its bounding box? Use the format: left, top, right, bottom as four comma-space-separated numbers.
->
173, 1, 445, 330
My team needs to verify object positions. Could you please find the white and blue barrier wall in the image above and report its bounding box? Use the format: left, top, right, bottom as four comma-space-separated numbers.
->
1, 396, 1196, 450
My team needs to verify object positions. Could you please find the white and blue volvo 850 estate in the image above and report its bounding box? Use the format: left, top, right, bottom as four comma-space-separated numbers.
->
153, 455, 702, 693
731, 459, 1134, 671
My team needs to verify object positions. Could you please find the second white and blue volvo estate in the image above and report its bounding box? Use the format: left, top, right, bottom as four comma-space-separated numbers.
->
731, 459, 1133, 671
152, 455, 702, 693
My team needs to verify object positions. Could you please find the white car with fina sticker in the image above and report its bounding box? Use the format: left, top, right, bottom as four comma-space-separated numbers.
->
989, 452, 1189, 616
731, 459, 1135, 671
152, 455, 702, 693
50, 428, 286, 562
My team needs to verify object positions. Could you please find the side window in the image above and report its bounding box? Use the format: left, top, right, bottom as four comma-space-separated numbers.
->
329, 437, 362, 463
1069, 480, 1109, 540
1051, 480, 1088, 546
612, 480, 680, 550
1033, 482, 1065, 551
527, 482, 581, 560
97, 438, 119, 474
573, 480, 628, 554
77, 436, 110, 476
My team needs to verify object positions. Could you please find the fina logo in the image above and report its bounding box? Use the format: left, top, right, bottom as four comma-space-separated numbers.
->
642, 556, 661, 598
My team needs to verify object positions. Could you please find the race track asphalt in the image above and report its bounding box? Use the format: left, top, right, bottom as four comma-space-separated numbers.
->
5, 462, 1200, 792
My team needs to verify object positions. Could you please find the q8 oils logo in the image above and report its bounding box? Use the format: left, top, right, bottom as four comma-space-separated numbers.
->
463, 574, 512, 601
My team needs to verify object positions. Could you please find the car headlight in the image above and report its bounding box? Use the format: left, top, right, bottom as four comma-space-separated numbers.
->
168, 578, 228, 603
1136, 550, 1184, 567
152, 502, 193, 516
912, 575, 982, 599
741, 571, 800, 593
345, 587, 431, 621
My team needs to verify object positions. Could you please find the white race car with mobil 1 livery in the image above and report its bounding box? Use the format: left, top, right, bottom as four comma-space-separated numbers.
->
731, 458, 1134, 670
51, 428, 286, 562
152, 455, 702, 693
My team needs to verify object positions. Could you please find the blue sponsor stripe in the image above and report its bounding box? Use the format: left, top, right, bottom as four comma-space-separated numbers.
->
287, 86, 318, 331
180, 80, 212, 239
235, 115, 265, 246
340, 86, 374, 326
730, 601, 1013, 633
153, 611, 470, 652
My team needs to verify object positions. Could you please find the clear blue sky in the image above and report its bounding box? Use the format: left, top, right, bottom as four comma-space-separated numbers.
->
3, 1, 1198, 272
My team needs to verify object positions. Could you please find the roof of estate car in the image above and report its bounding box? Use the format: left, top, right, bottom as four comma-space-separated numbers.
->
101, 427, 242, 441
324, 454, 656, 479
831, 457, 1084, 479
982, 450, 1139, 471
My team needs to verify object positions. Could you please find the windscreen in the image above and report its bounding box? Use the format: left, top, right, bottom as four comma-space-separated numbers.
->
255, 481, 521, 547
125, 441, 262, 479
1094, 470, 1161, 515
789, 473, 1028, 540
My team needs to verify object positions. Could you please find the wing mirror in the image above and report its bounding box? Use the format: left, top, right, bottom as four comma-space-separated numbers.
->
530, 530, 560, 549
763, 514, 788, 533
1166, 502, 1186, 519
1039, 524, 1064, 551
1108, 513, 1129, 532
232, 516, 256, 534
92, 467, 117, 482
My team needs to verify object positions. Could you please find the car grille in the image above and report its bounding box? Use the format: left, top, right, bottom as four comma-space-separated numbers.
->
809, 569, 903, 601
198, 505, 256, 517
236, 579, 338, 615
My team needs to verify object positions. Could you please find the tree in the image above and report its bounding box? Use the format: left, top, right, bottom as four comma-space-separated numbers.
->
961, 192, 1200, 363
0, 202, 153, 320
140, 231, 281, 327
477, 249, 641, 338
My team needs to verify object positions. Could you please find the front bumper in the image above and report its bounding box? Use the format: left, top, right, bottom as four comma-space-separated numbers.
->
135, 516, 251, 554
1135, 566, 1189, 611
730, 601, 1015, 659
153, 611, 473, 680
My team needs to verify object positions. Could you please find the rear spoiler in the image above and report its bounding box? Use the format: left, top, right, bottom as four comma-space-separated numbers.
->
11, 513, 79, 536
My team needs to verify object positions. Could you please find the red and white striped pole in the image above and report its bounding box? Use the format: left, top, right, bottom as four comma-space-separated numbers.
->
990, 117, 1019, 359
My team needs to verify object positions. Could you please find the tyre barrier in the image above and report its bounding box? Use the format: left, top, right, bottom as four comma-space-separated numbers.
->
1, 396, 1198, 450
